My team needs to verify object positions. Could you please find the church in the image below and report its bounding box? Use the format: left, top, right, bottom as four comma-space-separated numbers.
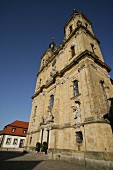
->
25, 9, 113, 167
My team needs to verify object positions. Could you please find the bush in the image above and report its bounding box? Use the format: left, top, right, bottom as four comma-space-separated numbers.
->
35, 142, 41, 152
41, 141, 48, 154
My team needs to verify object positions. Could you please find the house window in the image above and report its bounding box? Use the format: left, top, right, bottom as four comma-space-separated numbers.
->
30, 137, 32, 144
71, 46, 75, 57
12, 128, 16, 133
50, 94, 54, 109
73, 80, 79, 96
76, 131, 83, 144
69, 25, 73, 34
6, 138, 11, 145
13, 139, 18, 145
19, 139, 25, 148
23, 130, 27, 134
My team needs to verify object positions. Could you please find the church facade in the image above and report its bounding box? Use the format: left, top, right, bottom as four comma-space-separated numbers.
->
25, 10, 113, 167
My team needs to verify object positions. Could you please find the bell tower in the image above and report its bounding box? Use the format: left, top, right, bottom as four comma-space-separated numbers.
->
64, 9, 104, 62
62, 9, 113, 152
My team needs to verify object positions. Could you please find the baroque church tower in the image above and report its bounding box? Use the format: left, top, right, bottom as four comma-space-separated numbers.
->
25, 9, 113, 165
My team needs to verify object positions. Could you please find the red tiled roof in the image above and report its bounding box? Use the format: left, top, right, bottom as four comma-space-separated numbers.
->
0, 120, 29, 137
0, 130, 3, 135
7, 120, 29, 128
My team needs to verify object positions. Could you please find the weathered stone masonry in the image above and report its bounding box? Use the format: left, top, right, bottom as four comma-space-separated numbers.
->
25, 10, 113, 169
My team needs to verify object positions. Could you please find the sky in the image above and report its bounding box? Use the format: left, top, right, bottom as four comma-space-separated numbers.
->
0, 0, 113, 130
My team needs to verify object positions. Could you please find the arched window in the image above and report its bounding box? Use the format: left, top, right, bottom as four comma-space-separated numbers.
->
50, 94, 54, 109
76, 131, 83, 144
73, 80, 79, 96
34, 106, 37, 116
29, 137, 32, 144
69, 25, 73, 34
71, 46, 75, 57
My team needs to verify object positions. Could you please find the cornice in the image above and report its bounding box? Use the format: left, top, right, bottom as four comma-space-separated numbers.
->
83, 119, 110, 125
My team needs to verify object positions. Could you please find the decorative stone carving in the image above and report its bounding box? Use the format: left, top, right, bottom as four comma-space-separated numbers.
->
46, 77, 53, 84
84, 117, 95, 122
54, 77, 60, 86
36, 79, 41, 90
58, 50, 64, 56
45, 110, 53, 124
45, 123, 53, 130
50, 67, 57, 77
91, 63, 97, 70
61, 76, 69, 84
45, 59, 48, 64
77, 20, 82, 27
40, 116, 44, 124
72, 102, 81, 128
78, 64, 85, 72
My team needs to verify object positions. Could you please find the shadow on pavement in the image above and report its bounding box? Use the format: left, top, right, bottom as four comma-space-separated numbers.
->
0, 151, 27, 161
0, 151, 43, 170
0, 161, 42, 170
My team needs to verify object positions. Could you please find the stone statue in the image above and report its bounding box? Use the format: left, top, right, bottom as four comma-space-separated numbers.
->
50, 67, 57, 77
73, 103, 81, 128
45, 110, 53, 124
40, 116, 44, 124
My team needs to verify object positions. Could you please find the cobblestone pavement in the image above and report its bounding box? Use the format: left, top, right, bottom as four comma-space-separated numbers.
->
0, 151, 90, 170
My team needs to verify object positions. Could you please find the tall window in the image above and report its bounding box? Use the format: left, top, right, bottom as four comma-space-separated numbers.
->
90, 43, 94, 53
50, 95, 54, 109
42, 59, 45, 66
71, 46, 75, 57
13, 139, 18, 145
73, 80, 79, 96
29, 137, 32, 144
19, 139, 25, 148
34, 106, 37, 116
52, 59, 56, 67
85, 22, 88, 28
76, 131, 83, 144
69, 25, 73, 34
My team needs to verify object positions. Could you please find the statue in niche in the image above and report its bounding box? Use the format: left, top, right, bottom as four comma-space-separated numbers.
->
50, 66, 57, 77
47, 76, 53, 83
40, 116, 44, 124
45, 110, 53, 124
73, 102, 81, 128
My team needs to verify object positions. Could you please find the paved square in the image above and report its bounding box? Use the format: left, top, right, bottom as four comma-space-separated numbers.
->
0, 151, 90, 170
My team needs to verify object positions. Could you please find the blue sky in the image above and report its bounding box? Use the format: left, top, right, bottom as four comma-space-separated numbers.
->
0, 0, 113, 130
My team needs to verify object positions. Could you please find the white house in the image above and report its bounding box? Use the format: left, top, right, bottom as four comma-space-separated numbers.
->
0, 120, 29, 149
